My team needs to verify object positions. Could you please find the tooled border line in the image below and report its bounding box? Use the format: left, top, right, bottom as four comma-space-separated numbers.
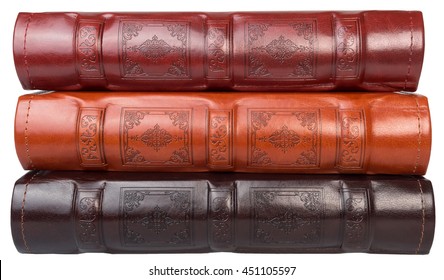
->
20, 171, 41, 252
415, 179, 426, 254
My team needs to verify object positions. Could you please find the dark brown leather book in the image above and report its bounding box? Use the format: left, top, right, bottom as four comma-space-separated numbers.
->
14, 11, 423, 92
15, 92, 431, 174
11, 171, 435, 254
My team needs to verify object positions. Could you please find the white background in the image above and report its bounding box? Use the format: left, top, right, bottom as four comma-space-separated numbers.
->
1, 1, 442, 279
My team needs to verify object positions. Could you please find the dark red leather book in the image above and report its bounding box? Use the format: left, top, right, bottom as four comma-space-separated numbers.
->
11, 171, 435, 254
14, 11, 424, 91
15, 92, 431, 175
15, 92, 431, 174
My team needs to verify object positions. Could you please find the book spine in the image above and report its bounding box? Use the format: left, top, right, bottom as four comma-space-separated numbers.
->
13, 11, 424, 91
14, 92, 431, 174
11, 171, 435, 254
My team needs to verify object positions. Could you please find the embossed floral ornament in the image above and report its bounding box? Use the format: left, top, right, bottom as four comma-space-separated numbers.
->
140, 124, 173, 152
134, 35, 174, 60
121, 22, 189, 77
269, 211, 304, 234
260, 125, 301, 153
265, 35, 299, 64
122, 190, 192, 245
139, 206, 174, 234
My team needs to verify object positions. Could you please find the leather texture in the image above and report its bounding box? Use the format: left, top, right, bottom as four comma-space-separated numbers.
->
14, 11, 424, 92
11, 171, 435, 254
15, 91, 431, 174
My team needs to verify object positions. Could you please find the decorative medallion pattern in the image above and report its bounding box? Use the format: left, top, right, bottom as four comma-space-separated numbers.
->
207, 21, 230, 79
138, 205, 174, 234
121, 108, 192, 166
335, 18, 360, 78
75, 189, 103, 249
342, 189, 368, 250
134, 35, 175, 60
258, 125, 300, 153
246, 20, 316, 79
248, 110, 320, 168
208, 110, 232, 167
121, 188, 192, 247
76, 20, 103, 78
252, 188, 323, 245
120, 20, 190, 79
265, 35, 301, 64
336, 110, 364, 169
139, 124, 174, 152
77, 108, 106, 166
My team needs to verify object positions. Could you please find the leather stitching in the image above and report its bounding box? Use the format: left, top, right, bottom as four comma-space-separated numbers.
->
24, 95, 35, 169
23, 14, 34, 89
413, 97, 422, 173
404, 15, 414, 91
415, 179, 425, 254
20, 171, 40, 252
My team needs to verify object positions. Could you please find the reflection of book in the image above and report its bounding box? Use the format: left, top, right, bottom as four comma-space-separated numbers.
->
15, 92, 431, 174
14, 11, 423, 91
11, 171, 435, 254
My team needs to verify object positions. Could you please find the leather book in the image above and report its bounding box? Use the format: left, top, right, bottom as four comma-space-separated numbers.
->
15, 92, 431, 174
14, 11, 424, 92
11, 171, 435, 254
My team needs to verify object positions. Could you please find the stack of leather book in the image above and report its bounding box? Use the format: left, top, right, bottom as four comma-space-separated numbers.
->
11, 11, 434, 254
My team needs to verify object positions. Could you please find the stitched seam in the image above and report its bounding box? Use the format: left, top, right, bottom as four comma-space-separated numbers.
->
413, 97, 422, 173
415, 179, 425, 254
23, 14, 34, 89
24, 95, 35, 169
20, 171, 40, 252
404, 15, 414, 91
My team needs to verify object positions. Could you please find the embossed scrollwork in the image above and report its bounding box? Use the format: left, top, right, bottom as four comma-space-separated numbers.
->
336, 26, 357, 71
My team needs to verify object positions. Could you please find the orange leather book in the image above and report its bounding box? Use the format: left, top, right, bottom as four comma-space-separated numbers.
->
15, 92, 431, 174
